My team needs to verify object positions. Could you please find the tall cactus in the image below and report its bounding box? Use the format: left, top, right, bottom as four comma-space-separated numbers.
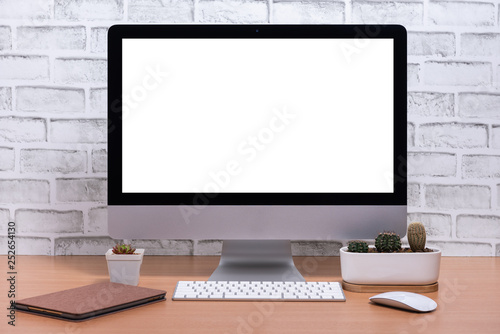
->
407, 222, 426, 252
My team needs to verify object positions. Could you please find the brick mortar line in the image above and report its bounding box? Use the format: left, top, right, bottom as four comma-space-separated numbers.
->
411, 145, 498, 154
267, 0, 272, 23
406, 208, 500, 215
410, 180, 498, 187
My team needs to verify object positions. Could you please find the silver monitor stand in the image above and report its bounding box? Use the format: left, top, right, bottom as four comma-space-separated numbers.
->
208, 240, 305, 282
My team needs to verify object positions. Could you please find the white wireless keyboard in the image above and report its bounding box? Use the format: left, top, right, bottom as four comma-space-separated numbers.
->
173, 281, 346, 301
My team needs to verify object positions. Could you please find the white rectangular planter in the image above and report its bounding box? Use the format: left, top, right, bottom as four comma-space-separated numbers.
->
105, 249, 145, 286
340, 246, 441, 285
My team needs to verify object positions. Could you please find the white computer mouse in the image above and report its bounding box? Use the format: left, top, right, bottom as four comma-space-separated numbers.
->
369, 291, 437, 312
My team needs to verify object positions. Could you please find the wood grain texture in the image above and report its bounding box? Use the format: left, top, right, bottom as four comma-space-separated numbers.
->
342, 281, 439, 293
2, 256, 499, 334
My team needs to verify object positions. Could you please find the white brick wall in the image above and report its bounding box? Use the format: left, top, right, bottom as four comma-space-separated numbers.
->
0, 179, 50, 203
16, 209, 84, 233
0, 0, 53, 20
20, 149, 87, 173
89, 88, 107, 113
0, 0, 499, 256
407, 183, 421, 207
423, 61, 491, 86
408, 92, 454, 117
0, 26, 11, 50
273, 1, 345, 23
428, 2, 495, 26
54, 58, 107, 84
17, 87, 85, 113
0, 87, 11, 110
408, 32, 455, 57
407, 213, 452, 238
425, 185, 490, 209
90, 27, 108, 54
461, 33, 500, 57
407, 63, 420, 87
128, 0, 194, 23
456, 215, 500, 238
17, 26, 86, 50
407, 152, 456, 177
50, 119, 107, 143
0, 55, 49, 80
459, 93, 500, 118
0, 147, 14, 171
352, 1, 424, 26
418, 123, 488, 148
54, 0, 124, 21
492, 126, 500, 149
91, 148, 107, 173
198, 0, 268, 23
56, 178, 107, 202
0, 117, 46, 142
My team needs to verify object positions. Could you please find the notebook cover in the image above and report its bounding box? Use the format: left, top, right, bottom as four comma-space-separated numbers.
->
15, 282, 166, 321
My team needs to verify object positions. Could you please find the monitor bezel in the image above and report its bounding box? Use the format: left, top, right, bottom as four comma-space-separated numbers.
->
108, 24, 407, 206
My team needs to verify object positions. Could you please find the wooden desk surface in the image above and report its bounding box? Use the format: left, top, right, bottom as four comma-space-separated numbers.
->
2, 255, 499, 334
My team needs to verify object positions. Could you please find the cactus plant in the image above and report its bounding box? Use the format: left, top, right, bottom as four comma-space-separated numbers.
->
112, 243, 136, 254
375, 232, 401, 253
347, 240, 369, 253
407, 222, 426, 252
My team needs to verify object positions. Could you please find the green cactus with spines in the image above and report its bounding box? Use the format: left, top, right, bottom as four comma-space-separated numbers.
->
375, 232, 402, 252
112, 243, 136, 254
407, 222, 426, 252
347, 240, 369, 253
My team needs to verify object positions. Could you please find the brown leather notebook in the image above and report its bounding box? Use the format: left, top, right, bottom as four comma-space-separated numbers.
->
15, 282, 166, 321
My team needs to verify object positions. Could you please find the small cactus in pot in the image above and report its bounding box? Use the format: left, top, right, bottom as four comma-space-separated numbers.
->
375, 232, 402, 253
407, 222, 426, 252
345, 225, 432, 253
112, 243, 136, 254
347, 240, 369, 253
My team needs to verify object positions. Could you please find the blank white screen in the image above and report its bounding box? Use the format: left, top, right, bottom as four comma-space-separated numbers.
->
122, 38, 394, 193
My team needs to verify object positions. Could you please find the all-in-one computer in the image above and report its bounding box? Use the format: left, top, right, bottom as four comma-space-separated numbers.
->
107, 25, 407, 287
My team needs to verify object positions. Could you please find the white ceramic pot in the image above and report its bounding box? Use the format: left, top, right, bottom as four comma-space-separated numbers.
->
105, 248, 145, 286
340, 246, 441, 285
